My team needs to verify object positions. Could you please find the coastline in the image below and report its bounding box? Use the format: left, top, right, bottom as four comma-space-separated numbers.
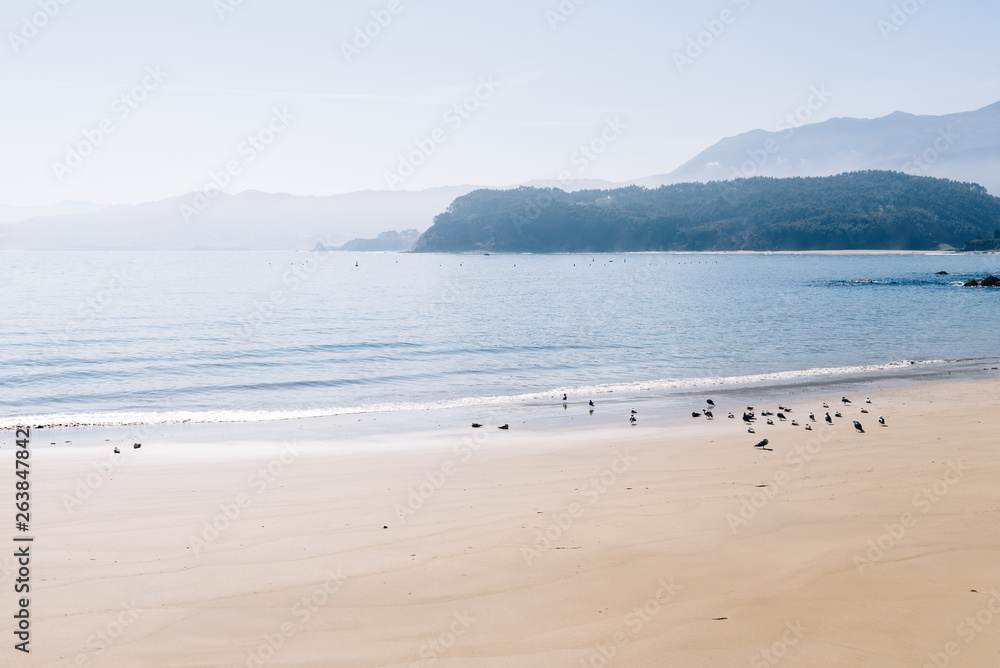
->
8, 373, 1000, 666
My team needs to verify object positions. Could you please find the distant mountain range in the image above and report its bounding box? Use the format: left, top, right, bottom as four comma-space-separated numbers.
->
2, 101, 997, 250
632, 101, 1000, 193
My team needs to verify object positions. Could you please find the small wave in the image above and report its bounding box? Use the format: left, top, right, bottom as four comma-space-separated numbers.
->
0, 359, 949, 430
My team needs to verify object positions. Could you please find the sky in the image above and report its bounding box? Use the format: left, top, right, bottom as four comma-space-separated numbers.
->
1, 0, 998, 207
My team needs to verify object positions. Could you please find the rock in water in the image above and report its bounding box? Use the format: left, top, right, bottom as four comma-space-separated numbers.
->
981, 275, 1000, 287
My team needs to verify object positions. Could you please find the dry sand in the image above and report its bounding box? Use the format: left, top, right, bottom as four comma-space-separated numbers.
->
6, 378, 1000, 667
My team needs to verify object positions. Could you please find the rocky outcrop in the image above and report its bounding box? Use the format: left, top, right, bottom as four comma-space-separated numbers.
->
964, 275, 1000, 287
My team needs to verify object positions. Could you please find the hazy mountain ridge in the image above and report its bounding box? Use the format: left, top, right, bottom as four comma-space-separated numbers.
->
634, 101, 1000, 194
3, 102, 997, 250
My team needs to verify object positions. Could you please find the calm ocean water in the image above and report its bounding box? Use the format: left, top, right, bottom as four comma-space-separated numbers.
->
2, 251, 999, 428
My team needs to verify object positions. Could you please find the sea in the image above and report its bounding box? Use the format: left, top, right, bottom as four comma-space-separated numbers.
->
2, 250, 999, 430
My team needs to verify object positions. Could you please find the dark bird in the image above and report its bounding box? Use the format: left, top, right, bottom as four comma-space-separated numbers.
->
791, 420, 799, 426
589, 400, 594, 407
809, 412, 816, 421
113, 447, 120, 454
747, 406, 754, 412
471, 423, 482, 428
754, 438, 769, 448
835, 411, 843, 418
728, 412, 735, 419
133, 443, 141, 449
825, 413, 833, 424
705, 411, 714, 419
748, 426, 755, 434
805, 424, 813, 431
706, 399, 715, 406
879, 415, 886, 427
842, 396, 851, 404
823, 403, 830, 409
777, 413, 787, 421
692, 411, 702, 418
742, 413, 753, 423
562, 393, 568, 401
853, 420, 864, 433
861, 408, 869, 414
766, 419, 774, 425
630, 415, 637, 425
631, 409, 637, 414
498, 424, 509, 430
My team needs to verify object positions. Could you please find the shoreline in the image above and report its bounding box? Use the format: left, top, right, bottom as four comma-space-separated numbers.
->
12, 376, 1000, 666
6, 357, 999, 436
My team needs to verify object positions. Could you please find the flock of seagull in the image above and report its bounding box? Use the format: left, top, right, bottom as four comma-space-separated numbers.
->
689, 395, 887, 447
470, 393, 886, 445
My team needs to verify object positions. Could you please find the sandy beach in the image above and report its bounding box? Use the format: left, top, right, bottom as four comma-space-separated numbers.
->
7, 377, 1000, 667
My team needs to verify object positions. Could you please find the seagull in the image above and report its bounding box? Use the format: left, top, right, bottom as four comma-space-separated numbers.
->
777, 413, 787, 421
879, 415, 886, 427
809, 412, 816, 421
747, 406, 754, 412
589, 400, 594, 407
133, 443, 141, 449
805, 424, 813, 431
728, 412, 735, 419
825, 413, 833, 424
865, 397, 872, 404
835, 411, 843, 418
823, 402, 830, 409
705, 411, 714, 419
748, 426, 755, 434
692, 411, 702, 418
562, 393, 568, 401
853, 420, 864, 433
498, 424, 509, 430
754, 438, 769, 449
791, 420, 799, 426
631, 408, 637, 414
630, 415, 637, 425
842, 396, 852, 404
706, 399, 715, 406
860, 408, 869, 414
113, 447, 120, 454
471, 423, 482, 428
767, 419, 774, 425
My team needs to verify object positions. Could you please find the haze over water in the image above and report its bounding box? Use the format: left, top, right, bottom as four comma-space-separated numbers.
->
2, 250, 998, 428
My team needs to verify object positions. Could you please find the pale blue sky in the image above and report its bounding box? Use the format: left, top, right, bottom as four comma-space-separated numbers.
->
2, 0, 997, 206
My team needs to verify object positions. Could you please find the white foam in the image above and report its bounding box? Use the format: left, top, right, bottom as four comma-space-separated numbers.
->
0, 359, 949, 430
